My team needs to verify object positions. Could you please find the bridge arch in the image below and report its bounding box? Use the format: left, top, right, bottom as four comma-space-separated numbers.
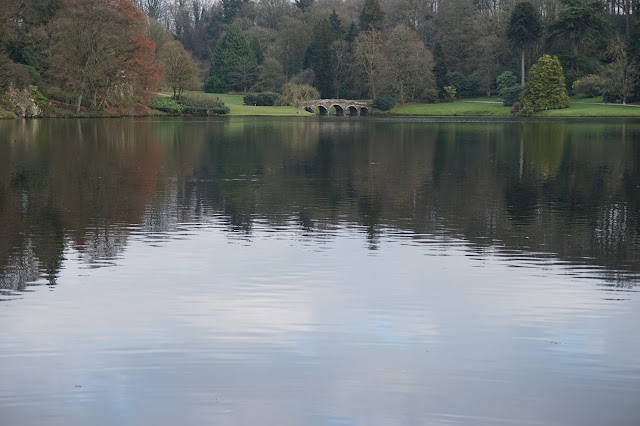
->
302, 99, 369, 117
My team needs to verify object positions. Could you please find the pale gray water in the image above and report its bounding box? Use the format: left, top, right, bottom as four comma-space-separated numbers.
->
0, 117, 639, 425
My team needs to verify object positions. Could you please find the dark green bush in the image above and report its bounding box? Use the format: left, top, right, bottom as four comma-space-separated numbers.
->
419, 88, 439, 104
41, 86, 72, 104
256, 92, 279, 106
502, 85, 522, 106
372, 96, 396, 111
244, 92, 280, 106
244, 93, 258, 105
179, 94, 229, 115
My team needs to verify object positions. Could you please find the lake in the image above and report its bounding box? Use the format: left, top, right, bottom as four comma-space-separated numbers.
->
1, 117, 639, 425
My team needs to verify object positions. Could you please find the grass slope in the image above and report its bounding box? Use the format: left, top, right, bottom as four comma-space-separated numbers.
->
388, 96, 640, 118
164, 90, 313, 117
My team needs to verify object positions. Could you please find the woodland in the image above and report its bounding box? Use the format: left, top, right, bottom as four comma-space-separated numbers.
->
1, 0, 640, 116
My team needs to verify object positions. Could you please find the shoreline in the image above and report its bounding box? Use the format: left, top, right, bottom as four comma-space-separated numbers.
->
4, 95, 640, 120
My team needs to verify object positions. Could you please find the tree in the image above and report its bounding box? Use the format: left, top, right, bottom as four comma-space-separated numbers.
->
251, 57, 285, 92
432, 41, 448, 98
353, 29, 382, 98
521, 54, 570, 115
274, 16, 311, 80
604, 40, 639, 104
548, 0, 609, 61
329, 10, 345, 40
331, 40, 351, 98
496, 71, 517, 96
507, 2, 542, 86
311, 19, 335, 98
159, 40, 199, 99
205, 22, 256, 93
256, 0, 293, 30
147, 18, 173, 54
380, 25, 435, 104
229, 54, 259, 92
360, 0, 385, 31
49, 0, 163, 112
294, 0, 314, 12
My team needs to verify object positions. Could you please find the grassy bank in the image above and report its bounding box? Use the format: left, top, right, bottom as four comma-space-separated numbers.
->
386, 96, 640, 118
163, 90, 313, 117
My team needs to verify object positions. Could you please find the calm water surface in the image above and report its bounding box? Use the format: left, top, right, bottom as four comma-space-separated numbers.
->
1, 117, 639, 425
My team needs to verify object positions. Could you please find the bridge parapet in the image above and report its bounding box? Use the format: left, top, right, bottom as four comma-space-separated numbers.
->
301, 99, 369, 116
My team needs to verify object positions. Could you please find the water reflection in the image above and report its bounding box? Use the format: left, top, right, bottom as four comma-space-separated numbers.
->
0, 117, 639, 295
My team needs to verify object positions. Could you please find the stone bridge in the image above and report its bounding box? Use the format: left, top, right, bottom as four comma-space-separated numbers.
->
301, 99, 369, 116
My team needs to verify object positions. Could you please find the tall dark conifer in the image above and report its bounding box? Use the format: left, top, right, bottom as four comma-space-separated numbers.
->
312, 19, 335, 98
359, 0, 384, 32
432, 41, 448, 98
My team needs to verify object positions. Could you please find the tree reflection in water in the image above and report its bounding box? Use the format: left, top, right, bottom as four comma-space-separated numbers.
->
0, 117, 639, 294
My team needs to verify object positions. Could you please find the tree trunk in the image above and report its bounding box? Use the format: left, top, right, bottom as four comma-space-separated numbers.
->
76, 94, 82, 113
521, 49, 525, 86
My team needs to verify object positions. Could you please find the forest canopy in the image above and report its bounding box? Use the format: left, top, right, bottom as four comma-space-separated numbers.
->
1, 0, 640, 115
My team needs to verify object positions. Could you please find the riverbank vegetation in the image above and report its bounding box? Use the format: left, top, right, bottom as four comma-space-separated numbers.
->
2, 0, 640, 118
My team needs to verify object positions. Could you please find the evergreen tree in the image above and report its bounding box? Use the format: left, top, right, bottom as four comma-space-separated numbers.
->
312, 19, 335, 98
205, 23, 256, 93
346, 21, 359, 43
329, 10, 344, 40
521, 55, 570, 115
249, 34, 264, 64
432, 41, 448, 98
359, 0, 384, 32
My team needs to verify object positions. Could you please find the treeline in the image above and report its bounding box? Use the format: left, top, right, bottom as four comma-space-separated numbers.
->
2, 0, 640, 115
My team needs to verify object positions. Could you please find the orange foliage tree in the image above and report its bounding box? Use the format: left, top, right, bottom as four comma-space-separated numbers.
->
49, 0, 163, 111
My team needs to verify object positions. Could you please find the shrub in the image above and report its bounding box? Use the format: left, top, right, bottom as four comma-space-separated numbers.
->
572, 74, 605, 97
276, 83, 320, 106
31, 86, 52, 113
179, 94, 229, 115
446, 71, 464, 95
372, 96, 396, 111
521, 54, 570, 115
443, 85, 457, 99
151, 96, 184, 113
511, 101, 521, 115
41, 86, 73, 104
461, 73, 482, 97
243, 93, 257, 105
502, 85, 522, 106
496, 71, 518, 96
244, 92, 280, 106
419, 88, 439, 104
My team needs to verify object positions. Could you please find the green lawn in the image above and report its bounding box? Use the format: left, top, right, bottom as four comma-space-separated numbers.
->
162, 90, 313, 117
161, 90, 640, 118
388, 96, 640, 118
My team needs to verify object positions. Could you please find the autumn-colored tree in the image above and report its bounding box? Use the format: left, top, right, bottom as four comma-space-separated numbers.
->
49, 0, 163, 112
159, 40, 199, 99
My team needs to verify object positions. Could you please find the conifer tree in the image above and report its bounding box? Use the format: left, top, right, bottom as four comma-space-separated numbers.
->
359, 0, 384, 32
205, 23, 256, 93
432, 41, 448, 98
521, 55, 570, 115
